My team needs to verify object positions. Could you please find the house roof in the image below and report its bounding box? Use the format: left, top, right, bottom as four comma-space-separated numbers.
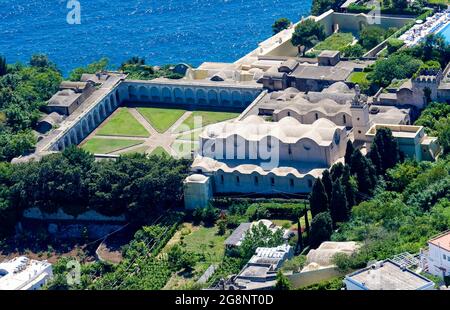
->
224, 223, 251, 246
429, 231, 450, 252
346, 259, 434, 290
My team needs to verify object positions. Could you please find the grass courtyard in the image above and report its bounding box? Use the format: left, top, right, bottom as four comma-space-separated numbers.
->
175, 110, 239, 132
137, 107, 186, 133
81, 138, 142, 154
96, 108, 150, 137
312, 32, 354, 53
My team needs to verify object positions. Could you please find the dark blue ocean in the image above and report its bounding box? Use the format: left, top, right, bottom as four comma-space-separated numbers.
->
0, 0, 311, 76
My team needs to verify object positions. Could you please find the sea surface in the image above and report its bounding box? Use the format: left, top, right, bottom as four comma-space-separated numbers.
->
0, 0, 311, 76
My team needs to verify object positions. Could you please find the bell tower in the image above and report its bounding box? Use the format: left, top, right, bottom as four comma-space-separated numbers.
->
350, 85, 371, 142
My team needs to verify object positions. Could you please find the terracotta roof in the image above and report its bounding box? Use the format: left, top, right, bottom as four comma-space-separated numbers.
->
429, 231, 450, 252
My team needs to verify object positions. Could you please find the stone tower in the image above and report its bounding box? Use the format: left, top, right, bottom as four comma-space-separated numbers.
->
350, 85, 371, 142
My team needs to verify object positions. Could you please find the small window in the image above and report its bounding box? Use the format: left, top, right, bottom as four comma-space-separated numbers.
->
315, 113, 319, 120
444, 254, 447, 260
220, 175, 224, 184
304, 144, 311, 151
308, 179, 313, 188
289, 179, 294, 187
288, 145, 292, 155
254, 176, 259, 186
287, 111, 291, 117
270, 177, 275, 186
343, 115, 347, 124
358, 130, 362, 134
236, 176, 240, 185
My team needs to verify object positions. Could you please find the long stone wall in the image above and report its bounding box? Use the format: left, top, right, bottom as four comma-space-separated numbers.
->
122, 80, 262, 109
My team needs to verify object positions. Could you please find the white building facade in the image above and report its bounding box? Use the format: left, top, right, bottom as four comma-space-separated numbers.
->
0, 257, 53, 290
424, 231, 450, 278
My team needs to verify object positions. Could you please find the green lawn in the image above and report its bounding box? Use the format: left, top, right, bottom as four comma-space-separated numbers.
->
348, 72, 369, 85
175, 111, 239, 132
81, 138, 142, 154
313, 32, 354, 52
426, 0, 449, 4
182, 225, 227, 271
150, 146, 169, 156
120, 145, 149, 155
97, 108, 150, 137
137, 107, 186, 133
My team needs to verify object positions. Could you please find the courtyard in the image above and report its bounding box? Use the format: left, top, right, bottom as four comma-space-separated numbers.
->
80, 105, 240, 157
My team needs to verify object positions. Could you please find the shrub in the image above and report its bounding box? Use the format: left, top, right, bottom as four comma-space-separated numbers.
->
386, 38, 404, 55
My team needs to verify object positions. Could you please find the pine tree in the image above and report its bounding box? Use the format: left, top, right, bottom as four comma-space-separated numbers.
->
0, 56, 6, 76
344, 140, 355, 166
309, 178, 329, 218
322, 170, 333, 200
330, 179, 348, 228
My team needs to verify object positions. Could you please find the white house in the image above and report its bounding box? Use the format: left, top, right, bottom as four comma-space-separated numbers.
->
0, 256, 53, 290
344, 259, 434, 290
424, 231, 450, 279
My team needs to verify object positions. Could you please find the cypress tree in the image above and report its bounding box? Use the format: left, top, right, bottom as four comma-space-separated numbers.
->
310, 212, 333, 248
368, 142, 382, 175
309, 178, 329, 218
342, 165, 356, 210
330, 179, 348, 228
372, 128, 401, 173
330, 162, 344, 181
304, 203, 310, 242
344, 140, 355, 166
0, 56, 6, 76
322, 170, 333, 200
297, 216, 303, 254
350, 150, 377, 197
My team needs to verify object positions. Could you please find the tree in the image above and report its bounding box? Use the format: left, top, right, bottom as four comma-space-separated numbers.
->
392, 0, 408, 10
309, 212, 333, 248
167, 245, 196, 272
69, 58, 109, 81
275, 270, 291, 290
330, 162, 345, 181
322, 170, 333, 201
370, 127, 401, 174
0, 56, 6, 76
359, 26, 386, 50
217, 219, 227, 236
304, 203, 310, 244
272, 18, 291, 34
350, 150, 377, 196
344, 140, 355, 166
291, 19, 326, 56
30, 54, 56, 69
342, 165, 357, 210
311, 0, 340, 16
437, 117, 450, 154
239, 222, 284, 259
330, 179, 348, 228
369, 52, 423, 87
309, 178, 329, 218
342, 44, 365, 58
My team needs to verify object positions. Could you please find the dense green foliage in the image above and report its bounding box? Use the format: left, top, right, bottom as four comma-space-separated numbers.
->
68, 58, 109, 81
311, 0, 342, 16
272, 18, 291, 34
359, 26, 394, 50
291, 19, 326, 56
119, 57, 184, 80
0, 55, 62, 160
368, 52, 423, 87
238, 222, 285, 259
415, 102, 450, 154
342, 44, 365, 58
0, 147, 190, 236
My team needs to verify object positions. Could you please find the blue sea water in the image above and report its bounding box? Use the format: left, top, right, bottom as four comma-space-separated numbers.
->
0, 0, 312, 76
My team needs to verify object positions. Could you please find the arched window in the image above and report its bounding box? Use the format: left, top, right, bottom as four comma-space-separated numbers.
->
289, 179, 294, 187
236, 176, 240, 185
343, 115, 347, 124
308, 179, 313, 188
270, 177, 275, 186
220, 175, 224, 184
315, 113, 319, 120
287, 111, 291, 117
254, 176, 259, 186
